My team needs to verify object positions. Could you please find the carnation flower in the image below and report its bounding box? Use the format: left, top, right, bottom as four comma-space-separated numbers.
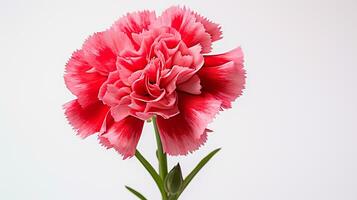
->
64, 6, 245, 159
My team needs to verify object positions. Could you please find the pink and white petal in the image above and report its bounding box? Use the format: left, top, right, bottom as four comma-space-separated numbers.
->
152, 6, 212, 53
98, 71, 120, 102
65, 50, 107, 107
192, 12, 222, 42
99, 116, 144, 159
156, 93, 222, 156
117, 56, 147, 85
160, 65, 198, 94
110, 96, 131, 122
199, 47, 246, 109
172, 51, 193, 67
146, 107, 179, 120
112, 10, 156, 49
112, 10, 156, 36
188, 44, 204, 68
102, 85, 130, 107
100, 73, 130, 107
177, 75, 202, 95
102, 28, 134, 55
144, 92, 179, 119
82, 32, 117, 74
64, 100, 109, 138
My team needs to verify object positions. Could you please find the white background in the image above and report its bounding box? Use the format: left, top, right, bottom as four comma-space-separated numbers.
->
1, 0, 356, 199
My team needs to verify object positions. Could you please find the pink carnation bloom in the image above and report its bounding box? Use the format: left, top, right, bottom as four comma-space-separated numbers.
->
64, 6, 245, 159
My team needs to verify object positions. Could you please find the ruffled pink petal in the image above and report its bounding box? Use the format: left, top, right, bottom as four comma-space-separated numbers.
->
102, 28, 134, 55
144, 92, 179, 119
152, 6, 212, 53
156, 93, 222, 155
112, 10, 156, 52
82, 32, 117, 75
116, 55, 148, 85
65, 50, 107, 107
98, 71, 120, 101
177, 75, 202, 95
110, 96, 131, 122
112, 10, 156, 36
64, 100, 109, 138
160, 64, 202, 95
199, 47, 245, 109
99, 116, 144, 159
192, 12, 222, 42
98, 71, 132, 108
131, 77, 166, 102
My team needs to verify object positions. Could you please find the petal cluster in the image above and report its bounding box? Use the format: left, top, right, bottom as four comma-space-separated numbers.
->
64, 6, 245, 159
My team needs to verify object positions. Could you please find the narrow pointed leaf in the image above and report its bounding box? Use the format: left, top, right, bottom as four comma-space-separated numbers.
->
135, 150, 166, 199
175, 148, 221, 199
125, 185, 147, 200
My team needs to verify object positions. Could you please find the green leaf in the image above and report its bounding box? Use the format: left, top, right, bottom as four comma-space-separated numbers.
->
125, 185, 147, 200
174, 148, 221, 199
135, 150, 166, 199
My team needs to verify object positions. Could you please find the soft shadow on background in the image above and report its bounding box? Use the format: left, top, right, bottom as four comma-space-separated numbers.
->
1, 0, 356, 199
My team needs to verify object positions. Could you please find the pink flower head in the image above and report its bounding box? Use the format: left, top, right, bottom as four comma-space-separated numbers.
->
64, 6, 245, 159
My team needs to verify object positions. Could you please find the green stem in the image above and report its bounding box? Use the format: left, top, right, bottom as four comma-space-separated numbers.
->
153, 116, 168, 199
